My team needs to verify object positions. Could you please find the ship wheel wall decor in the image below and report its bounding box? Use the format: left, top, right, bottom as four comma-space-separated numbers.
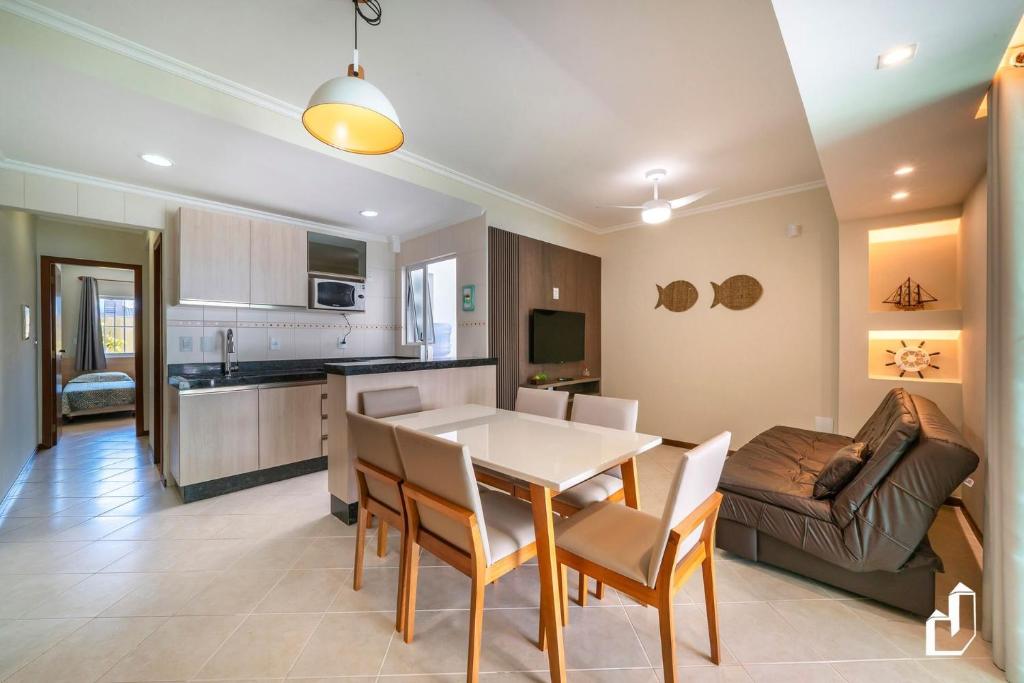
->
885, 340, 941, 379
883, 276, 938, 310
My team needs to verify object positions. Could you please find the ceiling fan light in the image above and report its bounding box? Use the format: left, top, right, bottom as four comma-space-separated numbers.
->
641, 200, 672, 224
303, 75, 404, 155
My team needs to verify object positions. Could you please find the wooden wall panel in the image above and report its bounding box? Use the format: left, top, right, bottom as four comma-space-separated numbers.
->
488, 227, 520, 409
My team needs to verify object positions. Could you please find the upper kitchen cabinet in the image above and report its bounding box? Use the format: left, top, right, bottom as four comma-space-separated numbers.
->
177, 207, 251, 304
250, 219, 307, 307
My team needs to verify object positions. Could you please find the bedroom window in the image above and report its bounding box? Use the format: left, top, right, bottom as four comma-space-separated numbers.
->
100, 297, 135, 355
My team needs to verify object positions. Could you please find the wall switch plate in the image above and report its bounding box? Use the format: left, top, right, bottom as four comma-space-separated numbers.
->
179, 337, 193, 352
814, 416, 835, 433
200, 336, 216, 353
269, 337, 282, 351
553, 287, 560, 300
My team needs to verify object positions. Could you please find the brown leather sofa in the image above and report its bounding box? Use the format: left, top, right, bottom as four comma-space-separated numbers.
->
716, 388, 978, 616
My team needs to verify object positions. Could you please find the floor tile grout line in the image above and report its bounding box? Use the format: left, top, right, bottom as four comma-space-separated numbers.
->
282, 610, 329, 680
621, 595, 657, 672
374, 627, 397, 682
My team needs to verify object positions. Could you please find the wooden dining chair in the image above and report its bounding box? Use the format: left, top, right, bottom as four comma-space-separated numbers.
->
359, 387, 422, 557
474, 387, 569, 494
552, 432, 731, 683
518, 393, 640, 604
347, 411, 409, 632
394, 425, 557, 683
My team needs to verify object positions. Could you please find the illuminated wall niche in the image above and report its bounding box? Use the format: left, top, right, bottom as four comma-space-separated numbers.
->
868, 219, 960, 313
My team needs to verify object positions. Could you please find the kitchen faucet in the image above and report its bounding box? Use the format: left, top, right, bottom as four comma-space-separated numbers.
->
224, 328, 239, 376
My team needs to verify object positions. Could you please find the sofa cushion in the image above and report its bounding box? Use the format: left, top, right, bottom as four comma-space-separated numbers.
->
718, 425, 852, 521
813, 443, 869, 499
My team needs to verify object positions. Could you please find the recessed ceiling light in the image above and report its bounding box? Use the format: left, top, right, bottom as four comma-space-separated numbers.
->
359, 209, 379, 217
877, 44, 917, 69
891, 190, 910, 201
894, 165, 915, 176
140, 153, 173, 167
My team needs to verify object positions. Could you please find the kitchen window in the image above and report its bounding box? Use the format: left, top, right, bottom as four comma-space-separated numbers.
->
100, 296, 135, 355
404, 256, 457, 360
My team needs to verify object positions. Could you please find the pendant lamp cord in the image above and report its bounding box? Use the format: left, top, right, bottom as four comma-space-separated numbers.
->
351, 0, 381, 70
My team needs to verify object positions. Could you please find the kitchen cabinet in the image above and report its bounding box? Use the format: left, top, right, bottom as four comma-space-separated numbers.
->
177, 388, 259, 485
177, 207, 251, 304
258, 383, 322, 468
250, 219, 307, 307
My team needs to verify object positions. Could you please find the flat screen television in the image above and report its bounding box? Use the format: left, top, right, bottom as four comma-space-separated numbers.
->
530, 309, 585, 363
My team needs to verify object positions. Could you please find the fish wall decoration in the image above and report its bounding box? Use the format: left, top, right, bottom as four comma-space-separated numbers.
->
711, 275, 762, 310
655, 280, 699, 312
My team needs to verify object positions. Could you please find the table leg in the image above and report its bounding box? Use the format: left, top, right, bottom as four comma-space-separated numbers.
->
621, 456, 641, 510
530, 483, 566, 683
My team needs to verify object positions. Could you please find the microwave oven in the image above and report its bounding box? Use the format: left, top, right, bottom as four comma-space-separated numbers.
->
309, 276, 366, 311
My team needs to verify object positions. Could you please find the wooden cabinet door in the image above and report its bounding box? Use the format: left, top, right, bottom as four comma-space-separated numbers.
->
250, 219, 307, 307
178, 207, 251, 304
178, 389, 259, 485
258, 384, 323, 469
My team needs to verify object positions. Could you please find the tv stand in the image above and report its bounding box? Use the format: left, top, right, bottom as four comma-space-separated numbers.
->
523, 377, 601, 404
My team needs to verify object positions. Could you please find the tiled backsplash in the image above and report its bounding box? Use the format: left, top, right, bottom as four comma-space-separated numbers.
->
167, 302, 398, 364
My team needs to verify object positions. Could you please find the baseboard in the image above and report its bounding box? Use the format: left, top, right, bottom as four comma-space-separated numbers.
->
179, 456, 326, 503
662, 438, 697, 449
945, 497, 983, 544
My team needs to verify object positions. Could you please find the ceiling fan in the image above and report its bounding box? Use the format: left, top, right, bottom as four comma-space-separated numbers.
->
606, 169, 713, 224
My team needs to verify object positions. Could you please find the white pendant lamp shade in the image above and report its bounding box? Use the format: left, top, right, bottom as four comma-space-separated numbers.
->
303, 73, 404, 155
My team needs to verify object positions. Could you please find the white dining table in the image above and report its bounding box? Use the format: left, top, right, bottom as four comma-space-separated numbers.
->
383, 403, 662, 683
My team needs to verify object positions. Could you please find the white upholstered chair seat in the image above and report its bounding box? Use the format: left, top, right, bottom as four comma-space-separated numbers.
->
555, 501, 662, 585
478, 489, 537, 562
554, 473, 625, 509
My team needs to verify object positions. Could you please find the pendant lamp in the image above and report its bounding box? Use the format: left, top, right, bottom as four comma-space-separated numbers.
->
303, 0, 403, 155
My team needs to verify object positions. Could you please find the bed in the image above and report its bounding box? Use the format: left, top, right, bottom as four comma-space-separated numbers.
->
61, 371, 136, 419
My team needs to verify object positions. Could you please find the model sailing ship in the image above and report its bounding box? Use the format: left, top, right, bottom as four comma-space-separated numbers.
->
883, 276, 938, 310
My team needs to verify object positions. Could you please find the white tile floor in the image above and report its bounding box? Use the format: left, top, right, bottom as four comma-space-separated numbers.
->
0, 417, 1003, 682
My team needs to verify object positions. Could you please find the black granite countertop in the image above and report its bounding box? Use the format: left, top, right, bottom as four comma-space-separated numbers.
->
168, 356, 497, 390
324, 357, 498, 376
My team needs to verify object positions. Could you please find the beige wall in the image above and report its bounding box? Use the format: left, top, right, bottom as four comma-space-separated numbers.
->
0, 209, 38, 498
837, 205, 964, 434
960, 176, 987, 530
397, 215, 489, 359
601, 187, 839, 446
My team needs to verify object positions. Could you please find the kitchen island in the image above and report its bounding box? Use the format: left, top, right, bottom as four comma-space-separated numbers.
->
326, 357, 497, 523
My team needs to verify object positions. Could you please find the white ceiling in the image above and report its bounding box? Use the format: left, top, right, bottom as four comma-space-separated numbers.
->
0, 40, 482, 237
18, 0, 826, 231
773, 0, 1024, 221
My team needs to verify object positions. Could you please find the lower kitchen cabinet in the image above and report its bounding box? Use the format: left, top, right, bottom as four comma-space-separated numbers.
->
259, 383, 323, 468
177, 388, 259, 486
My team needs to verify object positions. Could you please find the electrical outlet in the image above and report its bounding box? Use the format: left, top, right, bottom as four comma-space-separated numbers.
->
964, 477, 975, 488
269, 337, 282, 351
553, 287, 560, 300
337, 337, 347, 349
179, 336, 193, 352
814, 416, 835, 433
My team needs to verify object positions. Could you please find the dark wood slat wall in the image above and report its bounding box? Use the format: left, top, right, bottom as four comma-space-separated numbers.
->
489, 226, 601, 408
488, 227, 520, 409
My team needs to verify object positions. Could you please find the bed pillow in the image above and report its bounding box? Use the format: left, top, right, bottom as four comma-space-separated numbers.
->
813, 442, 869, 499
72, 371, 132, 384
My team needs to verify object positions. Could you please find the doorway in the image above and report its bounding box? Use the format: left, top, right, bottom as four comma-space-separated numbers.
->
39, 256, 146, 448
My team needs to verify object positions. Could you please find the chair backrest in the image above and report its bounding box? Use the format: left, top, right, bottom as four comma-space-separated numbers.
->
570, 393, 639, 432
394, 425, 494, 564
362, 386, 423, 419
570, 394, 639, 478
516, 387, 568, 420
646, 432, 731, 587
347, 411, 405, 513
